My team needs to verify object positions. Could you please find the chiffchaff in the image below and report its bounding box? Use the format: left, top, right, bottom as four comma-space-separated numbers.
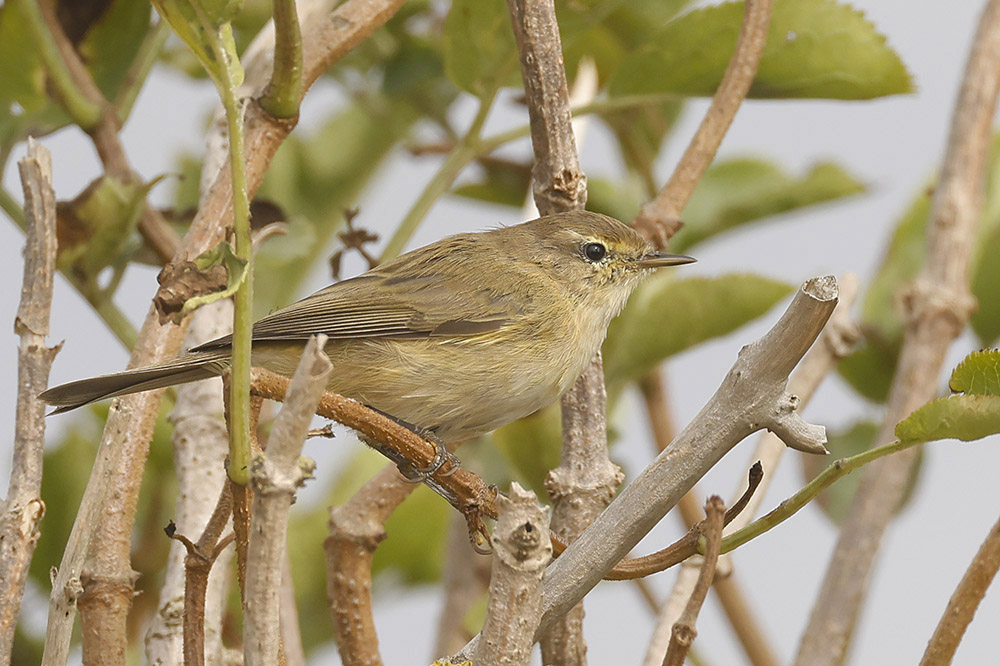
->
41, 211, 694, 441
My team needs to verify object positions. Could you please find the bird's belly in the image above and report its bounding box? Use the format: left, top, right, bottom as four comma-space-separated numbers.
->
252, 337, 578, 442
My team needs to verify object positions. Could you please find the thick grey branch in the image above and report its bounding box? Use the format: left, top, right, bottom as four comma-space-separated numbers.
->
0, 139, 58, 662
476, 484, 552, 666
244, 335, 332, 666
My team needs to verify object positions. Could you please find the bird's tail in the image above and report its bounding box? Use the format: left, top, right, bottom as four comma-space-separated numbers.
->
39, 351, 231, 414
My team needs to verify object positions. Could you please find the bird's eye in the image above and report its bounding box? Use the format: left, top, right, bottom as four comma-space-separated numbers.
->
582, 242, 607, 262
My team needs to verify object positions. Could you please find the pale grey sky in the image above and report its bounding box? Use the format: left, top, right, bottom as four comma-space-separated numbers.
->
2, 1, 999, 664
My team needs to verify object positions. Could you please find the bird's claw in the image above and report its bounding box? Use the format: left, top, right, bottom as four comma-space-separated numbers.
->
399, 439, 460, 483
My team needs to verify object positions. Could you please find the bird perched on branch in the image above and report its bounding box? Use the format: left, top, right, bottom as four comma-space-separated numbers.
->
41, 211, 694, 443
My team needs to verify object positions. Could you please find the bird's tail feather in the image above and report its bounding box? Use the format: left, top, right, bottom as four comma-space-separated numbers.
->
40, 351, 230, 414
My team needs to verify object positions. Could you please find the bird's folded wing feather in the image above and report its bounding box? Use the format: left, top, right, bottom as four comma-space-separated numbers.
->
192, 272, 517, 351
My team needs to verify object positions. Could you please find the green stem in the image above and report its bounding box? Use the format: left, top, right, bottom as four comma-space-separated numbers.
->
216, 61, 253, 487
15, 0, 103, 129
259, 0, 304, 119
379, 89, 499, 262
720, 438, 921, 554
115, 20, 170, 120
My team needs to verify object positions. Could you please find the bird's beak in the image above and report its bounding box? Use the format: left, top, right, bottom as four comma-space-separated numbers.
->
632, 252, 696, 268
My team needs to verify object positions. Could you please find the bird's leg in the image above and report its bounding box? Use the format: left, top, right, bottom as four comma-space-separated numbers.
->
402, 429, 460, 481
356, 407, 461, 482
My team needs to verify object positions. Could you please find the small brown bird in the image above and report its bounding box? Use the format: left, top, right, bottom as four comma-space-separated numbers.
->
41, 211, 694, 441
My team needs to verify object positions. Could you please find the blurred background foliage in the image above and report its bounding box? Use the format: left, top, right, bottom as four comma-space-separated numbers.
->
9, 0, 998, 659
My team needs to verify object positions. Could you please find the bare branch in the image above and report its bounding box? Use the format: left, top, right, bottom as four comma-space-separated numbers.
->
505, 0, 586, 216
476, 484, 552, 665
326, 463, 417, 665
796, 2, 1000, 661
661, 497, 725, 666
0, 139, 58, 662
633, 0, 773, 247
244, 335, 332, 666
452, 276, 837, 661
542, 354, 623, 665
920, 509, 1000, 664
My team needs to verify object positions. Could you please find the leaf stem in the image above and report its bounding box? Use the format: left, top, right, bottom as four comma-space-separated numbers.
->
188, 6, 255, 485
720, 438, 919, 554
14, 0, 103, 129
259, 0, 304, 119
379, 88, 498, 262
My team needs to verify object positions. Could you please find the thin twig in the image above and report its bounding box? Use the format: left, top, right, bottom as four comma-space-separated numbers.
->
244, 336, 332, 666
795, 1, 1000, 662
475, 484, 552, 665
920, 509, 1000, 665
168, 485, 234, 666
0, 139, 58, 663
543, 355, 623, 664
632, 0, 773, 248
451, 276, 837, 661
595, 463, 762, 581
661, 497, 726, 666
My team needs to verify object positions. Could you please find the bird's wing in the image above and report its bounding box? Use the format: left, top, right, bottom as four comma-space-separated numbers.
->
192, 271, 518, 351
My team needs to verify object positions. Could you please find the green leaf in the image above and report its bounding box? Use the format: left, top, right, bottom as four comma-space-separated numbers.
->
603, 273, 793, 386
77, 0, 154, 101
800, 420, 921, 524
837, 337, 898, 403
451, 158, 532, 208
600, 100, 684, 190
491, 404, 563, 496
181, 242, 248, 314
443, 0, 518, 96
971, 223, 1000, 345
609, 0, 914, 101
896, 350, 1000, 443
56, 175, 161, 279
672, 158, 866, 253
561, 0, 695, 85
896, 394, 1000, 443
949, 349, 1000, 396
0, 3, 47, 114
